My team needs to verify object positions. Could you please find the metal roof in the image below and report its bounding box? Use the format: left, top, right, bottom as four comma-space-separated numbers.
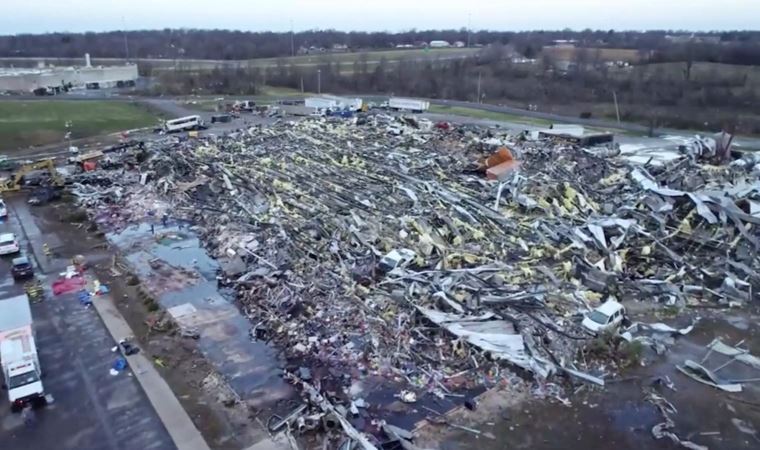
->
0, 295, 32, 332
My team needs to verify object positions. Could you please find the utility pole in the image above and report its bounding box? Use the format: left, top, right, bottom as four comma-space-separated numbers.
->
300, 76, 304, 93
64, 121, 73, 151
467, 13, 472, 48
122, 16, 130, 61
477, 71, 482, 103
317, 70, 321, 94
612, 90, 621, 124
290, 20, 295, 57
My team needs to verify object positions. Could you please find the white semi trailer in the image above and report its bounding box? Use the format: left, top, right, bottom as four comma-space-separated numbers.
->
0, 295, 44, 411
388, 97, 430, 113
305, 97, 339, 110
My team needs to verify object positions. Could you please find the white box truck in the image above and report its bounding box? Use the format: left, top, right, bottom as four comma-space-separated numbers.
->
306, 96, 364, 112
0, 295, 44, 412
278, 105, 322, 117
389, 97, 430, 113
305, 97, 339, 110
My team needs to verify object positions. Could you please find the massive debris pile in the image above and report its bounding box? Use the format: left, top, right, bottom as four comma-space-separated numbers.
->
71, 115, 760, 446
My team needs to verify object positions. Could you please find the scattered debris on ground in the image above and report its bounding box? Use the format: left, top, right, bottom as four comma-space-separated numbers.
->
646, 389, 709, 450
67, 114, 760, 447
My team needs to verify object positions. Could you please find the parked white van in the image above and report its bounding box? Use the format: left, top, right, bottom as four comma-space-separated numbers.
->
582, 300, 626, 334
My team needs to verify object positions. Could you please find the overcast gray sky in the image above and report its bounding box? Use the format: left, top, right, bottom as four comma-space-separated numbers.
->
1, 0, 758, 34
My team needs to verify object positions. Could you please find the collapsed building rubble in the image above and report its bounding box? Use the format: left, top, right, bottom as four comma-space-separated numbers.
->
69, 115, 760, 446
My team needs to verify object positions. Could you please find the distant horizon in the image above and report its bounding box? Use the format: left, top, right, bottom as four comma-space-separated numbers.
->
1, 27, 758, 37
1, 0, 758, 35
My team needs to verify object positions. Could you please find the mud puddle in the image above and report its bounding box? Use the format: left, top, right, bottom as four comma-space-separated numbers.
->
106, 221, 295, 408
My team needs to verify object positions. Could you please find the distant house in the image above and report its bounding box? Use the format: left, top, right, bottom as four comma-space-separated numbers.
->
429, 40, 451, 48
551, 39, 578, 47
666, 34, 721, 44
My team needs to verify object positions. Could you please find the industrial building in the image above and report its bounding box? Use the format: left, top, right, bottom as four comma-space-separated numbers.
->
0, 54, 138, 94
305, 95, 363, 112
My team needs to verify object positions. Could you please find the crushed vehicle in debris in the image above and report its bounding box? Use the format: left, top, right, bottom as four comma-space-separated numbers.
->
582, 299, 626, 335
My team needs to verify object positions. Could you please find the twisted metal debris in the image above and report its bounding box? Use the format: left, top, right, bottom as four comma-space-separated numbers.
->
72, 115, 760, 447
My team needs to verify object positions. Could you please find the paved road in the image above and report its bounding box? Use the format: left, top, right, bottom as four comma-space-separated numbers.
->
9, 92, 760, 148
0, 195, 176, 450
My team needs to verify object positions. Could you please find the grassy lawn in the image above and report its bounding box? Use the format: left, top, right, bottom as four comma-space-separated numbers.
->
180, 86, 309, 111
429, 105, 554, 127
0, 100, 159, 151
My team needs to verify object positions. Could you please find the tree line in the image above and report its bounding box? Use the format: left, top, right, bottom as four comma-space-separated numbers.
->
152, 45, 760, 134
2, 29, 760, 65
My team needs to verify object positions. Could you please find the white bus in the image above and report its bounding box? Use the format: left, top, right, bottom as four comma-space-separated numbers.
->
163, 115, 206, 133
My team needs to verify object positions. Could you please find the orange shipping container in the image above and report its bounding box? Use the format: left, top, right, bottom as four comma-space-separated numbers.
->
485, 147, 515, 168
486, 160, 519, 181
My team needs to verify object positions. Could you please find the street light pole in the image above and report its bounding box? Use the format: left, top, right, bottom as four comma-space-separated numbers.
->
290, 19, 295, 57
477, 71, 481, 103
317, 69, 321, 94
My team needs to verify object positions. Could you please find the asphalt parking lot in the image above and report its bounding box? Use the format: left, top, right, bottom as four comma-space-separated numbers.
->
0, 194, 175, 450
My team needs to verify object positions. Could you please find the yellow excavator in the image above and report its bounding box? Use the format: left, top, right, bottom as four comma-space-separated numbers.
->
0, 159, 64, 193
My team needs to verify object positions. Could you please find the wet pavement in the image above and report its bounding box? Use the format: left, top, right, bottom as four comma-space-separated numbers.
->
105, 222, 294, 408
0, 194, 175, 450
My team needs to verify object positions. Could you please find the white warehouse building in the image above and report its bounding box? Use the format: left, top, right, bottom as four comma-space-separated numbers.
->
0, 54, 139, 93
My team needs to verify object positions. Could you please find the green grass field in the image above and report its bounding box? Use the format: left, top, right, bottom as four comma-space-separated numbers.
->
0, 100, 159, 151
180, 86, 308, 111
428, 105, 554, 127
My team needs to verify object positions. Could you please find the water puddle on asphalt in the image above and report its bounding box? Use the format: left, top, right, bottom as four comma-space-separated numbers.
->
106, 222, 294, 407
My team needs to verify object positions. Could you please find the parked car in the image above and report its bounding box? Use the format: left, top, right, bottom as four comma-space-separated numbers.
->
0, 199, 7, 218
10, 256, 33, 280
582, 300, 626, 334
28, 187, 62, 206
0, 233, 20, 255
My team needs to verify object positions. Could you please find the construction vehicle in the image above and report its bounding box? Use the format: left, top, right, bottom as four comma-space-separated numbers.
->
0, 159, 64, 193
68, 149, 103, 163
233, 100, 255, 112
